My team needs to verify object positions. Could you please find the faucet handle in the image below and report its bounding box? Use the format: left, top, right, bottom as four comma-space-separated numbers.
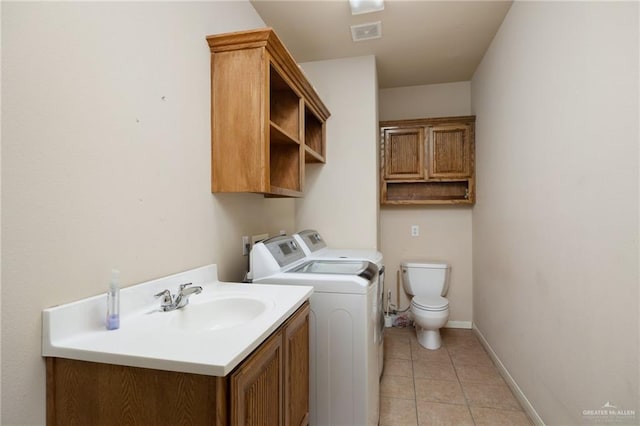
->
154, 289, 172, 304
178, 282, 193, 291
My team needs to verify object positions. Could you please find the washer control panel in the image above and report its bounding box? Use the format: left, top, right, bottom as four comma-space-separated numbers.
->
263, 235, 306, 267
296, 229, 327, 252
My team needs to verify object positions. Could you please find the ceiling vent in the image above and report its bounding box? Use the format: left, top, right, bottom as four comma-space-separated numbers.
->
350, 21, 382, 42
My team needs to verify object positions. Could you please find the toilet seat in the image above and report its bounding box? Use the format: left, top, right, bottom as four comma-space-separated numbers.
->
412, 295, 449, 311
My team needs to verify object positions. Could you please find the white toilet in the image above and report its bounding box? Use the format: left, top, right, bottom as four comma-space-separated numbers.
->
401, 261, 450, 350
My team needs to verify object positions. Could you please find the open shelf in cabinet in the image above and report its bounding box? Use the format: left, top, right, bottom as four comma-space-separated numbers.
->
270, 65, 301, 144
270, 143, 302, 196
304, 105, 325, 163
383, 181, 473, 205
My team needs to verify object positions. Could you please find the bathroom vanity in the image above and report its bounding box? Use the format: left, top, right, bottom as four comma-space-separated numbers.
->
42, 265, 312, 425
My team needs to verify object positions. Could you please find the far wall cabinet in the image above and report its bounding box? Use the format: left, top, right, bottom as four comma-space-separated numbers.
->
206, 28, 330, 198
380, 116, 476, 205
383, 127, 425, 180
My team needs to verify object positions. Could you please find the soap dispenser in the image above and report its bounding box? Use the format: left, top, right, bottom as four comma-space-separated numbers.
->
106, 269, 120, 330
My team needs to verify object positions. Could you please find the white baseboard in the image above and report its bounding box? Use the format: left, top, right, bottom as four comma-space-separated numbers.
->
473, 324, 545, 426
445, 320, 473, 329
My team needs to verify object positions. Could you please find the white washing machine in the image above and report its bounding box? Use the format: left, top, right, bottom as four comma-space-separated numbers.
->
293, 230, 385, 377
251, 235, 380, 426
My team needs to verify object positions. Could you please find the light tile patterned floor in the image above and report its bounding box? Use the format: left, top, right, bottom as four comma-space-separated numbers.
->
380, 326, 532, 426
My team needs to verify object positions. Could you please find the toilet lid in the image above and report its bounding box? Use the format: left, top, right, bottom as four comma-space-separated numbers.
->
412, 295, 449, 311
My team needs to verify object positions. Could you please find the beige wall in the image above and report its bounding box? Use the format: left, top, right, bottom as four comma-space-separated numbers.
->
1, 2, 297, 424
379, 81, 472, 121
296, 56, 379, 250
471, 2, 639, 424
379, 82, 473, 324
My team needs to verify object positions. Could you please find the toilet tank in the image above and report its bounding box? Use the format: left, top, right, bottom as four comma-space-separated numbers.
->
401, 261, 450, 297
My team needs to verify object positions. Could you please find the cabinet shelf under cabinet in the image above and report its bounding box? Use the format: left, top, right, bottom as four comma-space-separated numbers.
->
385, 181, 471, 204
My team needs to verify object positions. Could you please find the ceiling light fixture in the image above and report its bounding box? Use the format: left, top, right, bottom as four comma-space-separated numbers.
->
349, 0, 384, 15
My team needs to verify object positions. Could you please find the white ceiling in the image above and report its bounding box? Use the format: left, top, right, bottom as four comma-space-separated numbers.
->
250, 0, 513, 88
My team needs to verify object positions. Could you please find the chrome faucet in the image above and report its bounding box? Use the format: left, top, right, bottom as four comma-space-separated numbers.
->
154, 283, 203, 312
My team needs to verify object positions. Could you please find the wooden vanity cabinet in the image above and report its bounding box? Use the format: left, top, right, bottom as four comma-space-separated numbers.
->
380, 116, 475, 205
231, 327, 283, 425
206, 28, 330, 198
231, 301, 310, 426
45, 302, 310, 426
282, 301, 310, 426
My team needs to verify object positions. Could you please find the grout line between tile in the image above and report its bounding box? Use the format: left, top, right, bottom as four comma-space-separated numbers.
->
410, 336, 420, 425
443, 335, 477, 425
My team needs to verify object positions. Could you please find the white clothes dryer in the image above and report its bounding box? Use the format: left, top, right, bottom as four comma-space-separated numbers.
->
293, 230, 385, 377
251, 236, 380, 426
293, 229, 383, 266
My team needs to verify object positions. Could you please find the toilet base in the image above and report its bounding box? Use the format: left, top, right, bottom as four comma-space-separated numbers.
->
416, 326, 442, 350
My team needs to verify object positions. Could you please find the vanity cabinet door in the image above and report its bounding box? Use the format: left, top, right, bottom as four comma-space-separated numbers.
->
231, 332, 283, 425
229, 302, 310, 426
283, 303, 310, 426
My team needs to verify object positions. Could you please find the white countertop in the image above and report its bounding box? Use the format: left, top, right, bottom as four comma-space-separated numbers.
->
42, 264, 312, 376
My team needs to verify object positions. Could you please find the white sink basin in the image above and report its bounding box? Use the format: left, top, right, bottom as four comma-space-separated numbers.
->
169, 295, 273, 332
42, 264, 313, 376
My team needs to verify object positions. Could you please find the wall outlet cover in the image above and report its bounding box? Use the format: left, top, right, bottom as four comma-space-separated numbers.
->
242, 236, 250, 255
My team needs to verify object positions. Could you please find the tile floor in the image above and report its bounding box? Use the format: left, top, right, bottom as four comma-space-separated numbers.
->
380, 326, 532, 426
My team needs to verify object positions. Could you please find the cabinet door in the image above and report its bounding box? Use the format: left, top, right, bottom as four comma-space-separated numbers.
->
383, 127, 425, 180
231, 333, 283, 425
428, 124, 472, 178
283, 304, 310, 426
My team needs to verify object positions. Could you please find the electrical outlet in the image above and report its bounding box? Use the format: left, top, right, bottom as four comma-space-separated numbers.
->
251, 233, 269, 245
242, 236, 250, 255
411, 225, 419, 237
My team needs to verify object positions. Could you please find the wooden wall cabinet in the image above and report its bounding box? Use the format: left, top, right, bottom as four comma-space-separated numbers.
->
383, 127, 425, 180
46, 302, 310, 426
206, 28, 330, 198
380, 116, 475, 205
